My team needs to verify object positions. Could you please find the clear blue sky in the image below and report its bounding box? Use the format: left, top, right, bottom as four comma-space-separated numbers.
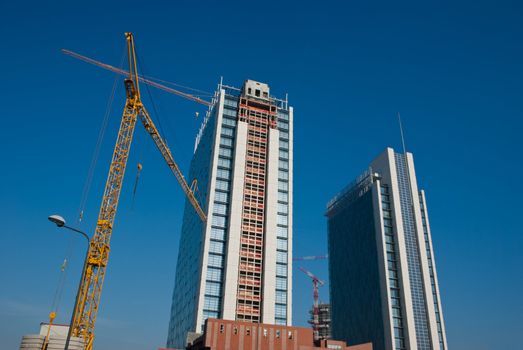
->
1, 1, 522, 349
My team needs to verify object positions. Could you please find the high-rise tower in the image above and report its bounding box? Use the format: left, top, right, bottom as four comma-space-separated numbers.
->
167, 80, 293, 348
326, 148, 447, 350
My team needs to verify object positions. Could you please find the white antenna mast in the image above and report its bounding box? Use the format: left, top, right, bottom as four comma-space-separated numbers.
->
398, 112, 407, 155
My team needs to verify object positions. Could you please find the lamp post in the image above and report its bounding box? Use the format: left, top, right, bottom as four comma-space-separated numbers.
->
48, 215, 89, 350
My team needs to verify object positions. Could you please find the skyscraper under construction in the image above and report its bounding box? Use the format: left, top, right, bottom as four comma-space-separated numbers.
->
167, 80, 293, 348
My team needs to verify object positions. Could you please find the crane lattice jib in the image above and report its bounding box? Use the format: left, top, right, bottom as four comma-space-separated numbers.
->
138, 106, 206, 221
68, 33, 206, 350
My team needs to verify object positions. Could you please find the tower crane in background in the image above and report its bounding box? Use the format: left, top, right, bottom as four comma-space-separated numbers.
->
63, 33, 207, 350
299, 267, 325, 342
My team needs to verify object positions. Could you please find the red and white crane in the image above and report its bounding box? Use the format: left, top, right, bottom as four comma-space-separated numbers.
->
299, 267, 325, 342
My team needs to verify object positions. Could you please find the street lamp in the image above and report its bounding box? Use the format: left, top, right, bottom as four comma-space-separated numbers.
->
48, 214, 90, 350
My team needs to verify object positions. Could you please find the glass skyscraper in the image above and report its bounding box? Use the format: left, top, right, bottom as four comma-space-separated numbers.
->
326, 148, 447, 350
167, 80, 293, 348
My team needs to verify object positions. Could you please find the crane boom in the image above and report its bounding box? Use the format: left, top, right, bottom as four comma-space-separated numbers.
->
61, 49, 212, 107
138, 106, 206, 220
293, 255, 328, 261
66, 33, 206, 350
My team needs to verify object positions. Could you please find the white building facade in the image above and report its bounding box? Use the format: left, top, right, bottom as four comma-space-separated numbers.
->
167, 80, 293, 348
326, 148, 447, 350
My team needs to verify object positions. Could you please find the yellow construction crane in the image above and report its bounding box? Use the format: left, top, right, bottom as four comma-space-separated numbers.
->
65, 33, 207, 349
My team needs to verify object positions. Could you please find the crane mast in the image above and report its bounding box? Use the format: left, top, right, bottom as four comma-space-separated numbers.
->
68, 33, 206, 349
299, 267, 325, 342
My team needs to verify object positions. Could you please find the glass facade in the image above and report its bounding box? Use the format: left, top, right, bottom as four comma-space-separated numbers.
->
419, 192, 445, 350
275, 108, 290, 325
326, 174, 386, 350
200, 94, 238, 326
167, 100, 217, 348
381, 185, 406, 350
394, 154, 432, 350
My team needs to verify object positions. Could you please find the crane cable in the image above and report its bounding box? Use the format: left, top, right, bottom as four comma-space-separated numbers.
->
129, 52, 191, 207
76, 50, 126, 224
48, 48, 126, 318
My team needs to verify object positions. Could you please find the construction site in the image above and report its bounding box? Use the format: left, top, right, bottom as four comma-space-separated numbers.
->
5, 2, 521, 350
12, 33, 355, 350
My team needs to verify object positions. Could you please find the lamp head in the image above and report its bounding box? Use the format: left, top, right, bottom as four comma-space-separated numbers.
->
48, 215, 66, 227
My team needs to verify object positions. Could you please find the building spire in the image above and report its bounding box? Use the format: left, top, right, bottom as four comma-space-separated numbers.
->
398, 112, 407, 155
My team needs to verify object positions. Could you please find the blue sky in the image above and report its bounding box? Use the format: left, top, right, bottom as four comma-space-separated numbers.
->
1, 0, 522, 349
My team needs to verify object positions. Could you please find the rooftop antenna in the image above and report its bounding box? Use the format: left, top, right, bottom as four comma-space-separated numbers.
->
398, 112, 407, 155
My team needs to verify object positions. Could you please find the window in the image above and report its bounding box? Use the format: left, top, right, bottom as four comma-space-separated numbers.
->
205, 281, 222, 296
220, 137, 233, 147
203, 310, 218, 320
275, 318, 286, 325
209, 240, 225, 254
276, 290, 287, 303
206, 267, 222, 282
278, 120, 289, 131
278, 181, 288, 191
278, 111, 289, 121
219, 147, 232, 158
223, 108, 236, 117
255, 89, 260, 97
275, 304, 287, 318
280, 131, 289, 139
276, 263, 287, 277
279, 150, 289, 159
277, 238, 287, 251
279, 160, 288, 170
221, 127, 234, 137
214, 191, 229, 203
276, 277, 287, 289
222, 117, 236, 127
277, 251, 288, 263
277, 226, 287, 238
278, 170, 288, 180
212, 215, 226, 228
216, 180, 229, 191
211, 227, 226, 240
213, 203, 227, 215
278, 191, 288, 203
218, 158, 231, 168
204, 296, 220, 311
224, 98, 237, 108
278, 203, 288, 214
277, 214, 288, 226
280, 140, 289, 149
208, 254, 224, 268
